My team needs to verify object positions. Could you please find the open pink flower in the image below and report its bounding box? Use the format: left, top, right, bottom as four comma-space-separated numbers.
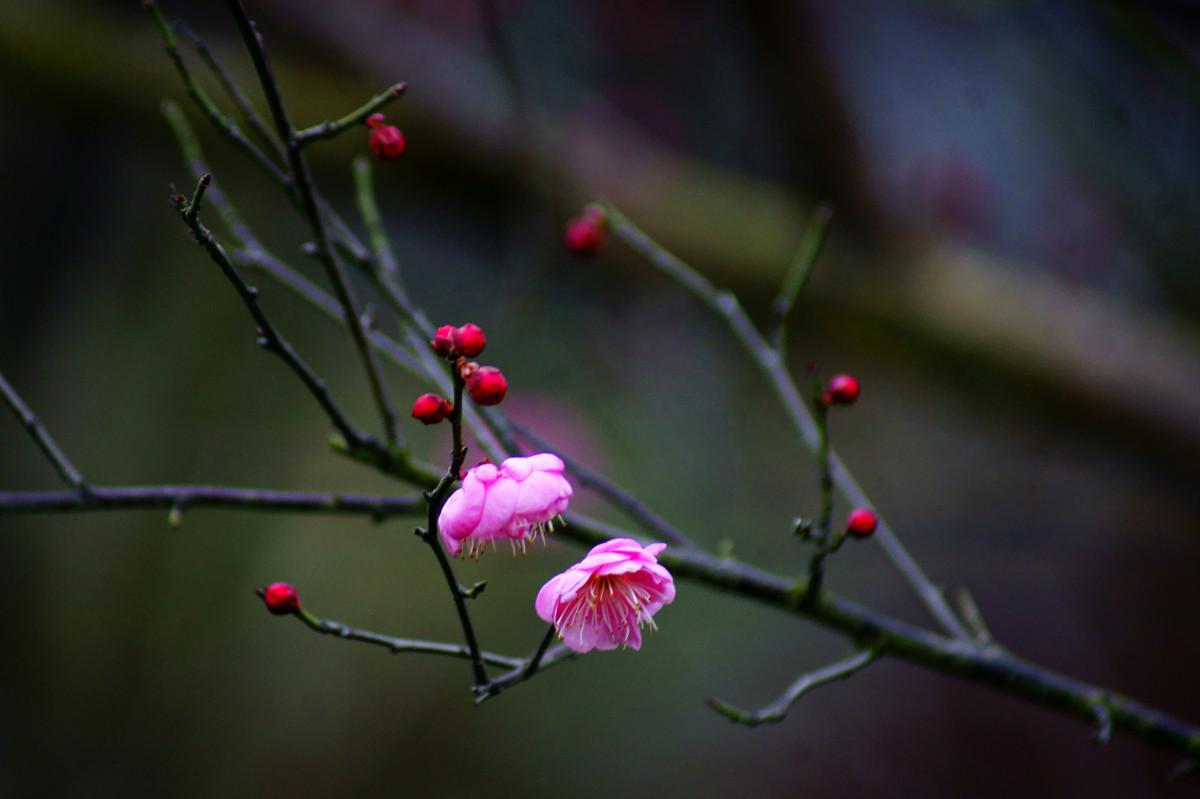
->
535, 538, 675, 653
438, 453, 572, 557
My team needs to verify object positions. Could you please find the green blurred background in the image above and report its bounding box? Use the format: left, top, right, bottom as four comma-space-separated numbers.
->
2, 0, 1199, 795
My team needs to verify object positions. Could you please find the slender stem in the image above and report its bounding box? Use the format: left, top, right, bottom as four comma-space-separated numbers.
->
171, 180, 388, 461
0, 485, 421, 517
0, 371, 87, 492
294, 609, 522, 669
295, 83, 407, 146
766, 203, 833, 352
501, 417, 694, 549
352, 156, 405, 296
171, 19, 284, 161
952, 586, 996, 647
420, 371, 489, 687
476, 628, 574, 704
708, 648, 878, 726
161, 99, 426, 382
144, 1, 289, 187
225, 0, 402, 448
603, 202, 971, 642
806, 399, 836, 595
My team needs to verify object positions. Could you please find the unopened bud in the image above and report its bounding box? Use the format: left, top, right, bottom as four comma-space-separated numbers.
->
845, 508, 878, 538
411, 393, 453, 425
453, 323, 487, 357
369, 123, 406, 160
467, 366, 507, 406
260, 582, 301, 615
823, 373, 860, 406
430, 325, 457, 357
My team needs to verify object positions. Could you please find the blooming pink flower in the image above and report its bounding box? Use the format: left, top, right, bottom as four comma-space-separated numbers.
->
535, 538, 675, 653
438, 453, 572, 557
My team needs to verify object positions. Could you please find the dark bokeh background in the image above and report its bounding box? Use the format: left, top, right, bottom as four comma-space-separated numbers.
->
2, 0, 1199, 796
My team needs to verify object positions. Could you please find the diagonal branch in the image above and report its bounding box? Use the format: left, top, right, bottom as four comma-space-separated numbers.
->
708, 648, 879, 726
171, 175, 392, 466
602, 203, 971, 642
225, 0, 402, 448
0, 371, 87, 492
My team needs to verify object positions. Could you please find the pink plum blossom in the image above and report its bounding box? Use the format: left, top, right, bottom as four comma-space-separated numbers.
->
535, 538, 675, 653
438, 453, 572, 558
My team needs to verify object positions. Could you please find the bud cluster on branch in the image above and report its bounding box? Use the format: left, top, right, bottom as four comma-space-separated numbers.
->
0, 0, 1194, 783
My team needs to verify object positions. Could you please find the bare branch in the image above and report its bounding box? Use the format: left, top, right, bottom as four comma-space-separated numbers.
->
293, 608, 523, 669
224, 0, 402, 448
708, 649, 878, 726
295, 83, 407, 146
0, 371, 87, 492
0, 485, 421, 518
603, 203, 972, 642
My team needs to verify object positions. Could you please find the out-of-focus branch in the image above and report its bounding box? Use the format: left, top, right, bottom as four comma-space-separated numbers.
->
766, 203, 832, 352
603, 203, 972, 642
0, 371, 88, 493
708, 649, 878, 726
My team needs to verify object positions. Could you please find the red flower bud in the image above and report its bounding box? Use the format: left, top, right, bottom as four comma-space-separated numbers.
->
824, 373, 860, 406
430, 325, 457, 358
845, 508, 878, 538
369, 123, 406, 160
261, 582, 301, 615
564, 209, 606, 255
466, 366, 508, 406
365, 113, 386, 129
453, 323, 487, 357
411, 393, 453, 425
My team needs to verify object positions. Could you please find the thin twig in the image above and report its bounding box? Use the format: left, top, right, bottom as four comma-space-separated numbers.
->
952, 586, 995, 646
766, 203, 833, 351
603, 202, 972, 642
225, 0, 402, 448
295, 83, 407, 146
0, 485, 421, 518
0, 371, 87, 492
171, 19, 284, 161
476, 628, 574, 704
294, 608, 522, 669
171, 177, 390, 462
352, 156, 404, 295
708, 649, 878, 726
145, 1, 289, 187
417, 369, 489, 687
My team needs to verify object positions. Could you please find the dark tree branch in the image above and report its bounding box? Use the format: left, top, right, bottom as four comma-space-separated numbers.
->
170, 177, 391, 464
708, 648, 879, 726
0, 371, 87, 492
293, 607, 523, 669
603, 203, 971, 642
0, 485, 421, 518
225, 0, 402, 448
